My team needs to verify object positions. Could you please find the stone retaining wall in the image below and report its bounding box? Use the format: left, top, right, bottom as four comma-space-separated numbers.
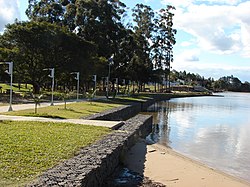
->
29, 114, 152, 187
84, 94, 178, 121
84, 103, 141, 121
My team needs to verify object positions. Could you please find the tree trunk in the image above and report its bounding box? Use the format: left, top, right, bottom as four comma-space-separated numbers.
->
18, 80, 21, 90
132, 82, 135, 94
35, 103, 37, 114
32, 82, 40, 94
112, 81, 115, 92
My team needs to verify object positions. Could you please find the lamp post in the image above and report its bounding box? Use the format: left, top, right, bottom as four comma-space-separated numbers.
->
161, 75, 165, 92
93, 75, 97, 97
122, 79, 126, 95
106, 75, 108, 98
132, 81, 135, 93
169, 66, 172, 90
71, 72, 80, 101
0, 62, 13, 111
107, 54, 114, 98
128, 80, 131, 95
44, 68, 55, 106
115, 78, 118, 93
115, 78, 118, 85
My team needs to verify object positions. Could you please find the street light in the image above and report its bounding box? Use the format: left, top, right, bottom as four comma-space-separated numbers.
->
161, 75, 165, 92
105, 76, 108, 96
115, 78, 118, 85
43, 68, 55, 106
0, 62, 13, 111
128, 80, 131, 94
107, 54, 114, 98
71, 72, 80, 101
114, 78, 118, 93
132, 81, 135, 93
93, 75, 97, 97
169, 66, 172, 90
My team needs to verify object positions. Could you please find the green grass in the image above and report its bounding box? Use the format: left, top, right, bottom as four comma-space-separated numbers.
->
0, 83, 32, 93
2, 101, 123, 119
115, 95, 153, 102
0, 120, 111, 186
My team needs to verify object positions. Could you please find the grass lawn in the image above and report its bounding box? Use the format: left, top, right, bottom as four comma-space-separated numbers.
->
0, 120, 111, 186
115, 95, 153, 102
2, 101, 123, 119
0, 83, 33, 93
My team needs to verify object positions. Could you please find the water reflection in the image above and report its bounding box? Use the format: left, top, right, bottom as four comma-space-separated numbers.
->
145, 93, 250, 182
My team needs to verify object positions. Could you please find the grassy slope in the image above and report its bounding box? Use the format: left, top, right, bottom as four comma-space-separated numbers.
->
0, 121, 111, 186
0, 84, 32, 93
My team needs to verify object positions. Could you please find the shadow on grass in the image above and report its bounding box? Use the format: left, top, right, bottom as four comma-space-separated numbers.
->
62, 108, 86, 114
24, 113, 67, 119
94, 98, 136, 105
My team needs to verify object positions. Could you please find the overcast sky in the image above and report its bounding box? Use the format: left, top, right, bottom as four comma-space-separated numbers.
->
0, 0, 250, 82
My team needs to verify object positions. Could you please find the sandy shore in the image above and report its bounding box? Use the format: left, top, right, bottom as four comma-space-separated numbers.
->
124, 139, 250, 187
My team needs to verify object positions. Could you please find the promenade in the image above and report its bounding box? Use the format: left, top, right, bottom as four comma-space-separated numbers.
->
0, 99, 123, 129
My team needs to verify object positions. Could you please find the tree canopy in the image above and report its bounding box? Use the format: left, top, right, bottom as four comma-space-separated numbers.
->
0, 1, 177, 93
0, 21, 95, 93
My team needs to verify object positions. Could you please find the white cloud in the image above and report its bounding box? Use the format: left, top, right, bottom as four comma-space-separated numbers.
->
161, 0, 250, 58
0, 0, 20, 32
240, 24, 250, 58
172, 55, 250, 81
180, 41, 193, 47
144, 0, 153, 3
161, 0, 244, 6
161, 0, 193, 8
176, 49, 200, 62
198, 0, 243, 5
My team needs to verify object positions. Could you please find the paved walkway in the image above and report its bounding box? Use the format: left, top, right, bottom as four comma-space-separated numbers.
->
0, 115, 123, 129
0, 97, 107, 112
0, 98, 123, 129
0, 100, 77, 113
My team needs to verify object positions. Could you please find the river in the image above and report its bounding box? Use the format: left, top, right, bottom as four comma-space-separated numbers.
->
145, 92, 250, 182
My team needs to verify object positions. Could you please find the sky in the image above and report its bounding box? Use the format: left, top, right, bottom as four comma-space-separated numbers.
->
0, 0, 250, 82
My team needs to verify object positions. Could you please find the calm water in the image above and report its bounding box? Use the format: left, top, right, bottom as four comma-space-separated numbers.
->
146, 92, 250, 182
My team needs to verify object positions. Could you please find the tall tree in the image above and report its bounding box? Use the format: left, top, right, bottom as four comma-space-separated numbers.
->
74, 0, 126, 58
24, 1, 178, 89
0, 21, 95, 93
26, 0, 126, 58
130, 4, 155, 86
151, 5, 177, 87
26, 0, 64, 23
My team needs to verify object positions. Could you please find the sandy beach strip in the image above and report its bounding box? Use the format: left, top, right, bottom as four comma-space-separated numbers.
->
124, 139, 250, 187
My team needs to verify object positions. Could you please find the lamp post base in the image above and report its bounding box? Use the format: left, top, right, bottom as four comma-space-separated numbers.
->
8, 106, 13, 112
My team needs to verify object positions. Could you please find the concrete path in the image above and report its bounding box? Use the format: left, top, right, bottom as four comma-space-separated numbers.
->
0, 115, 123, 129
0, 97, 107, 112
0, 97, 123, 129
0, 100, 80, 113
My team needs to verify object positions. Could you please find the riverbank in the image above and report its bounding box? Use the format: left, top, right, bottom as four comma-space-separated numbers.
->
124, 139, 250, 187
0, 92, 216, 186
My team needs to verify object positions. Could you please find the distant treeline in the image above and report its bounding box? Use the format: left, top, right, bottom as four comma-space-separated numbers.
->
171, 71, 250, 92
212, 76, 250, 92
